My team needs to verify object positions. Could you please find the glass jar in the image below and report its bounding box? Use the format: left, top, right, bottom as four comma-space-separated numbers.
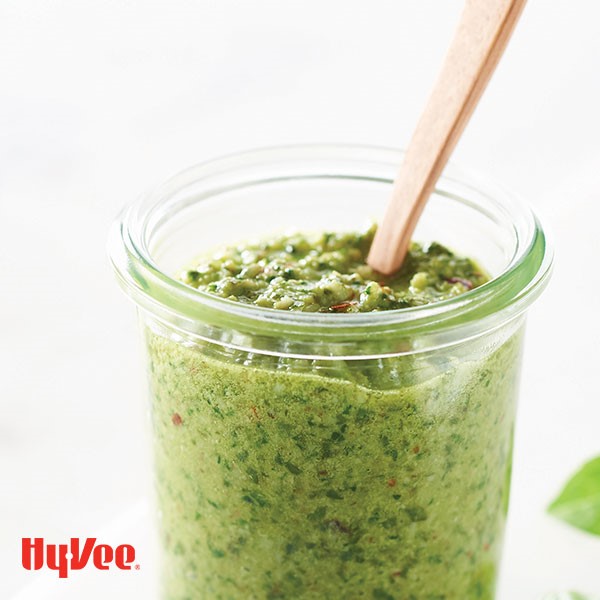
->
109, 145, 552, 599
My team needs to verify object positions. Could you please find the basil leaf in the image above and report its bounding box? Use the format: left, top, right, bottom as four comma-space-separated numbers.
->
548, 456, 600, 535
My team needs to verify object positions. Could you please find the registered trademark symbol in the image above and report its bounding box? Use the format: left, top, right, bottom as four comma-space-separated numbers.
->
135, 564, 140, 570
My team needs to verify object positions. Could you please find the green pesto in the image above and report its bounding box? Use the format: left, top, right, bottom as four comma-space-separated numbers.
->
181, 226, 488, 312
146, 231, 519, 599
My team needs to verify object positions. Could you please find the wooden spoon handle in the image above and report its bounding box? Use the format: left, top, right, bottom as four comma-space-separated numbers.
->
368, 0, 527, 275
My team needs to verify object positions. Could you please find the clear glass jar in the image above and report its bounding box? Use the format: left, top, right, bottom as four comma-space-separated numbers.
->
109, 145, 552, 600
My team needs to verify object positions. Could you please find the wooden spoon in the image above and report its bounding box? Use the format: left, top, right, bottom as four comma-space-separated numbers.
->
367, 0, 527, 275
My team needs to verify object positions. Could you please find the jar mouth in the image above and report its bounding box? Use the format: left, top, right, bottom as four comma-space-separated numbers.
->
108, 144, 552, 357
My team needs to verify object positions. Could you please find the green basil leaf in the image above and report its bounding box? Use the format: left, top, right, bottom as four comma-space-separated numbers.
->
548, 456, 600, 535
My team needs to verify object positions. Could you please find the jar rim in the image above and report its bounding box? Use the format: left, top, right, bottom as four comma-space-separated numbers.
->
108, 144, 552, 356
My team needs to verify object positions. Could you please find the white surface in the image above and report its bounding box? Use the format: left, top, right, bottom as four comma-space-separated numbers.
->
1, 1, 599, 598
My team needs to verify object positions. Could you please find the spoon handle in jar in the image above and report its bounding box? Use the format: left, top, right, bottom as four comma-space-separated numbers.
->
368, 0, 527, 275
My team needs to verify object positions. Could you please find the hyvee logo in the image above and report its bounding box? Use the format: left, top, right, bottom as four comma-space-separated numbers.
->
22, 538, 137, 578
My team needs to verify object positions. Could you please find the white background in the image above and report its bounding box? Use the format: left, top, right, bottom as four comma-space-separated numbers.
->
1, 1, 600, 598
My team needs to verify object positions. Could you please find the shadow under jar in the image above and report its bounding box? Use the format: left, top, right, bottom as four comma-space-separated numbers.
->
109, 145, 552, 600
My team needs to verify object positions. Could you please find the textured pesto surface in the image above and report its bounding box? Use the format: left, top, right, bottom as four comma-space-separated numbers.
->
146, 328, 522, 600
181, 227, 488, 312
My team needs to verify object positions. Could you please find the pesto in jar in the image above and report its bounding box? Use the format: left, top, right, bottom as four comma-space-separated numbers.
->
146, 228, 518, 600
181, 226, 488, 312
